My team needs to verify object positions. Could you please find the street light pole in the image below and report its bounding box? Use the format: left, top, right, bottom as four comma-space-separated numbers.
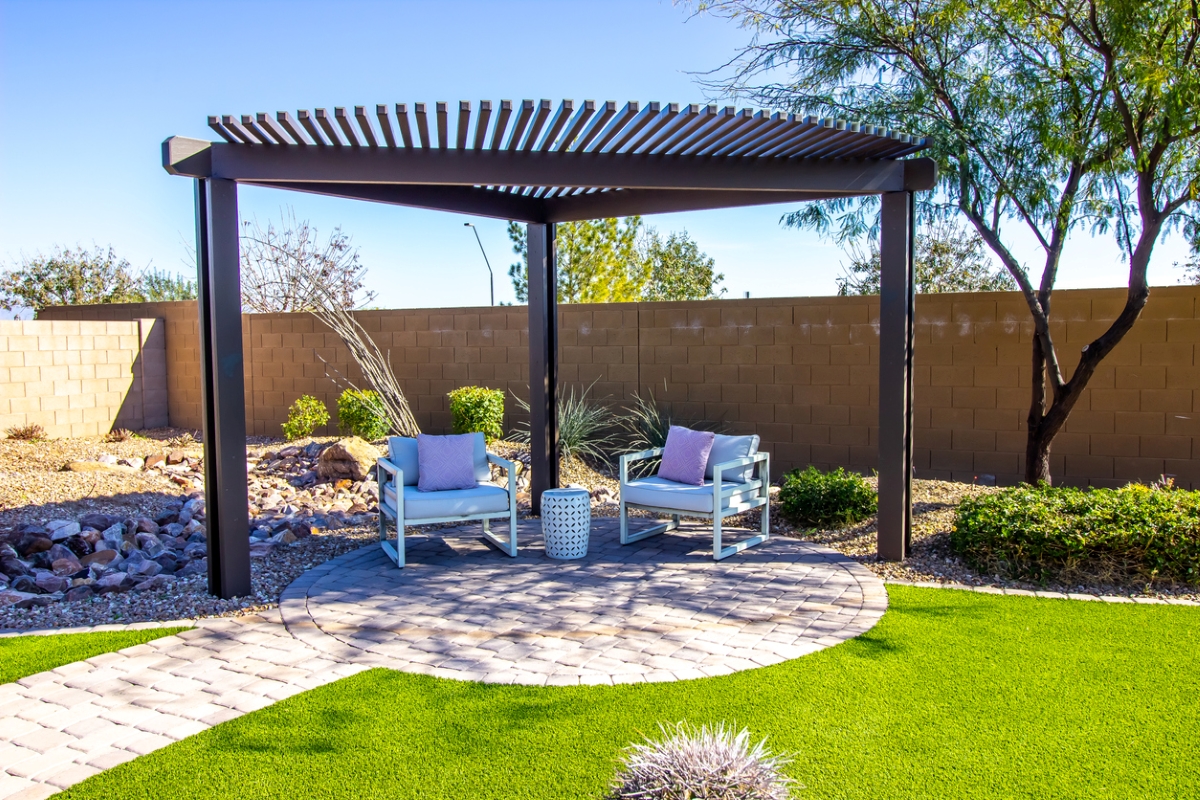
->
463, 222, 495, 306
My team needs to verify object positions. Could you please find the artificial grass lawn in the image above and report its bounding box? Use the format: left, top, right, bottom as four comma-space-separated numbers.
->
1, 627, 189, 684
58, 587, 1197, 799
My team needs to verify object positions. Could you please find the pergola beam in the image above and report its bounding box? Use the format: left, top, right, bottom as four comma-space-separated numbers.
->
165, 137, 934, 194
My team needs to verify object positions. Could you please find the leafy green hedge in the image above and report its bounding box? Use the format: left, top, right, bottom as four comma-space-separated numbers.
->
337, 389, 389, 440
778, 466, 877, 528
448, 386, 504, 443
952, 484, 1200, 585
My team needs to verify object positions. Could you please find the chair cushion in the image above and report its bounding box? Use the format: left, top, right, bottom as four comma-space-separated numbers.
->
383, 483, 510, 519
388, 433, 488, 486
705, 434, 761, 483
658, 426, 716, 485
622, 476, 739, 515
417, 433, 477, 492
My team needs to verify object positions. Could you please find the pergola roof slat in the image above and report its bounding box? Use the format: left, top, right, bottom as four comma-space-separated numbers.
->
535, 100, 573, 152
256, 113, 293, 145
603, 101, 657, 153
394, 104, 414, 149
456, 101, 471, 150
314, 109, 345, 147
207, 116, 238, 143
414, 103, 431, 149
435, 102, 449, 149
375, 105, 397, 148
334, 108, 362, 147
354, 107, 379, 148
489, 100, 513, 150
506, 99, 535, 150
571, 100, 615, 152
669, 105, 734, 155
473, 100, 492, 150
621, 102, 678, 153
585, 101, 636, 153
221, 116, 257, 145
555, 100, 596, 152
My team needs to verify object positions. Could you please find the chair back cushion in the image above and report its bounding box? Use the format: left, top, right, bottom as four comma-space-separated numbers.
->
389, 433, 488, 486
705, 434, 761, 483
416, 433, 479, 492
658, 426, 716, 486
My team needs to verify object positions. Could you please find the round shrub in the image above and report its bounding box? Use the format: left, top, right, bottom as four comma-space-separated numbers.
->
607, 722, 794, 800
337, 388, 389, 440
952, 483, 1200, 585
448, 386, 504, 443
778, 466, 877, 528
281, 395, 329, 441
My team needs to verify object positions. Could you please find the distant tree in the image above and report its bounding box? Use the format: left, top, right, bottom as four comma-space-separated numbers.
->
0, 246, 143, 312
507, 217, 646, 303
140, 268, 197, 301
507, 220, 724, 303
837, 219, 1016, 296
240, 209, 376, 312
641, 229, 727, 301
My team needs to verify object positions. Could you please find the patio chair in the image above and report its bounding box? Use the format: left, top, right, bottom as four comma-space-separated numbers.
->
376, 433, 519, 567
619, 433, 770, 560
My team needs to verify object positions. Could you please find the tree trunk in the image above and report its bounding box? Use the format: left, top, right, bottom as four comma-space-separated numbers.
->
1025, 425, 1054, 485
1025, 334, 1052, 484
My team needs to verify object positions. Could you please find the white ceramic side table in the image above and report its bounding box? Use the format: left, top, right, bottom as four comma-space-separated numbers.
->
540, 488, 591, 559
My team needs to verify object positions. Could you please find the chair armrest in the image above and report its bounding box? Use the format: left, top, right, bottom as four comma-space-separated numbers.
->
377, 456, 403, 485
712, 451, 769, 484
620, 447, 665, 484
486, 452, 515, 474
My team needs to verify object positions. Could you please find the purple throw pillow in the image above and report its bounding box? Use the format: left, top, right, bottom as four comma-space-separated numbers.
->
658, 426, 716, 486
416, 434, 477, 492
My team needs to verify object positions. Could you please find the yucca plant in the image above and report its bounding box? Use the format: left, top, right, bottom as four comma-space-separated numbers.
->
607, 722, 795, 800
618, 389, 726, 477
5, 423, 45, 441
105, 428, 135, 442
511, 380, 618, 464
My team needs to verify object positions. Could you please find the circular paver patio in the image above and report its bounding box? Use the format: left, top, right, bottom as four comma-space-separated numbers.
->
280, 518, 887, 685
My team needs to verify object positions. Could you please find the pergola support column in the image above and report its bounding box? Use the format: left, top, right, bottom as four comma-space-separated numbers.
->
195, 178, 251, 598
526, 222, 558, 514
878, 191, 915, 561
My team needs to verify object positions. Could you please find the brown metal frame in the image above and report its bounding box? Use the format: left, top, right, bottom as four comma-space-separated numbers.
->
163, 99, 934, 598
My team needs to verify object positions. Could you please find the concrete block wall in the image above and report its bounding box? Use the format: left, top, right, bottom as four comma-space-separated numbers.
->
0, 318, 167, 438
39, 285, 1200, 488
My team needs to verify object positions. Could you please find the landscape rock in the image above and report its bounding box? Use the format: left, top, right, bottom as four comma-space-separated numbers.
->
80, 550, 119, 568
34, 572, 69, 593
95, 573, 131, 594
316, 437, 378, 482
47, 520, 81, 541
133, 574, 175, 592
52, 556, 83, 576
10, 575, 40, 593
0, 590, 39, 608
16, 532, 52, 557
0, 544, 32, 577
144, 453, 166, 469
79, 513, 121, 531
64, 585, 95, 602
167, 449, 186, 465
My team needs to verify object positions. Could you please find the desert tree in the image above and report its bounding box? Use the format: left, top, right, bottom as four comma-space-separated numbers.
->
697, 0, 1200, 483
0, 245, 144, 312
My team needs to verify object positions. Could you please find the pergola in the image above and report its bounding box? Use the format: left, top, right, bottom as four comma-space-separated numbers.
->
163, 99, 934, 599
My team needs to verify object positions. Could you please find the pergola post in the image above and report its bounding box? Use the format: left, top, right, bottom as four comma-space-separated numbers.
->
195, 178, 251, 598
526, 222, 558, 514
878, 191, 915, 561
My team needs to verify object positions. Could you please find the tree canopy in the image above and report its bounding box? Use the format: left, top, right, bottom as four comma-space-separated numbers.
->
507, 218, 724, 303
701, 0, 1200, 483
837, 219, 1016, 296
0, 246, 194, 313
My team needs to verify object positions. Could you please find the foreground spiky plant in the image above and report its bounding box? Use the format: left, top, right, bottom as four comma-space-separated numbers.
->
607, 722, 795, 800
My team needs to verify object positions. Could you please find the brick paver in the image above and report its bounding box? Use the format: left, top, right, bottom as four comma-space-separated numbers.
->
280, 518, 887, 685
0, 518, 885, 797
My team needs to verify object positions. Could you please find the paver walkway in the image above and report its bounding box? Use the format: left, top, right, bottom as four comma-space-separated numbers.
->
282, 518, 887, 684
0, 518, 884, 799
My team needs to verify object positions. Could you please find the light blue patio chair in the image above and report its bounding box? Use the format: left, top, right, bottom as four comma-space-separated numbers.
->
618, 433, 770, 560
376, 433, 518, 567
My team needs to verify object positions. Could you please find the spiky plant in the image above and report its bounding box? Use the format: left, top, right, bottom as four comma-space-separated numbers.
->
5, 423, 45, 441
105, 428, 135, 442
618, 389, 728, 477
510, 380, 618, 465
607, 722, 795, 800
167, 432, 198, 448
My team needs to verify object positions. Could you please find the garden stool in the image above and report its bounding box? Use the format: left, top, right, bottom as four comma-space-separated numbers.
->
540, 488, 591, 559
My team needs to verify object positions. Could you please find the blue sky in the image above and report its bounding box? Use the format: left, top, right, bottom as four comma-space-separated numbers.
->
0, 0, 1191, 309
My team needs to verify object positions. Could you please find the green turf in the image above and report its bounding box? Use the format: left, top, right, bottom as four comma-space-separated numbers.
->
1, 627, 189, 684
56, 588, 1198, 800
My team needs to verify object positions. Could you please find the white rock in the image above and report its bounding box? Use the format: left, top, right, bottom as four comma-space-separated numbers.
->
48, 521, 82, 541
97, 454, 120, 465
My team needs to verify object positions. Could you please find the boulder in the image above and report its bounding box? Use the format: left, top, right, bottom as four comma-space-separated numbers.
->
316, 437, 378, 482
167, 449, 186, 465
95, 573, 131, 593
100, 523, 125, 547
46, 520, 81, 541
155, 509, 179, 526
177, 559, 207, 577
135, 532, 165, 557
0, 544, 32, 577
64, 585, 95, 602
144, 453, 166, 470
119, 457, 145, 470
34, 572, 69, 593
16, 592, 60, 609
97, 454, 119, 465
81, 550, 119, 569
11, 575, 40, 593
65, 534, 93, 557
79, 513, 121, 531
133, 574, 176, 592
16, 532, 53, 558
0, 590, 39, 608
51, 556, 82, 576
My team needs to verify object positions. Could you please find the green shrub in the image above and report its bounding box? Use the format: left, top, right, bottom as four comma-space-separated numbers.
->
778, 466, 877, 528
952, 483, 1200, 585
282, 395, 329, 441
337, 389, 389, 440
448, 386, 505, 443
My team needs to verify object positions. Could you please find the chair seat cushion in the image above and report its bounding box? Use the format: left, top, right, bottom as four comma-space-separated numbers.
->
622, 476, 740, 514
382, 482, 510, 519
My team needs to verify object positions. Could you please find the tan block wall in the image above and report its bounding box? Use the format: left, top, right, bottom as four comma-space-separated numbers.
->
0, 318, 167, 438
39, 286, 1200, 488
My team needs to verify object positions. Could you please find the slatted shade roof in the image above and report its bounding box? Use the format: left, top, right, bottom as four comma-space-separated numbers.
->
165, 99, 935, 223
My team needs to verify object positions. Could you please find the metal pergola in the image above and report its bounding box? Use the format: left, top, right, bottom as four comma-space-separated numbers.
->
163, 99, 934, 599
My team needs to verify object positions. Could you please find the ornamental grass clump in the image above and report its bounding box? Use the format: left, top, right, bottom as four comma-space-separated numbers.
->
448, 386, 504, 443
511, 380, 617, 464
607, 722, 795, 800
952, 483, 1200, 585
778, 466, 877, 528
